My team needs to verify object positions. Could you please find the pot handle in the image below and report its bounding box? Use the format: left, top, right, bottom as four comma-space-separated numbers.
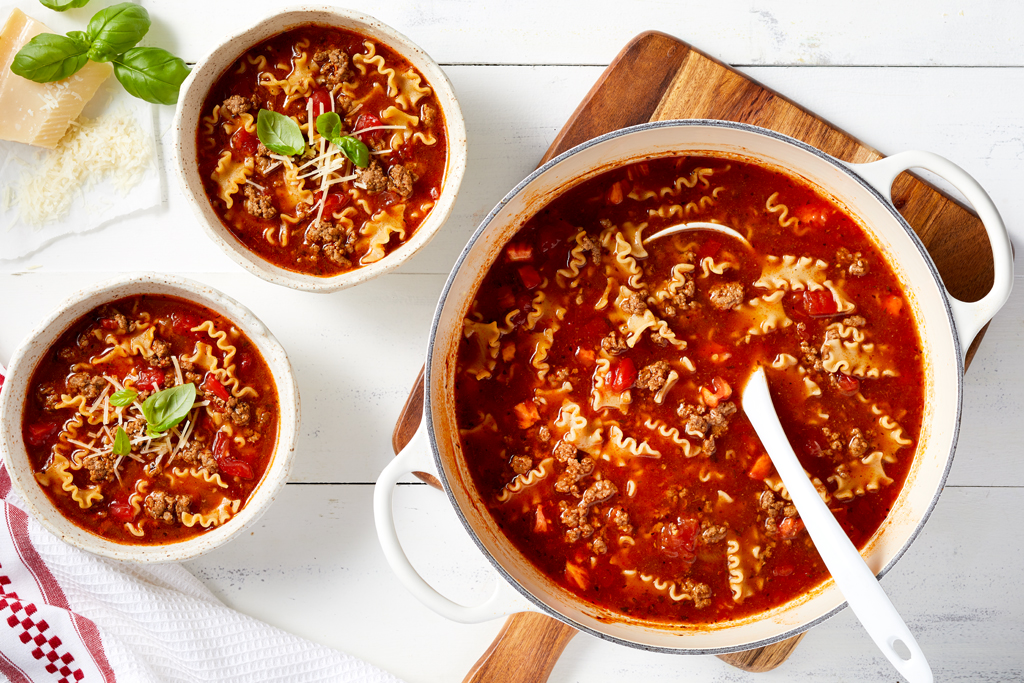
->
851, 151, 1013, 362
374, 420, 537, 623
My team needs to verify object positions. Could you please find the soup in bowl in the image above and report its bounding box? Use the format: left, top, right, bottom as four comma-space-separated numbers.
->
174, 6, 467, 292
0, 274, 300, 562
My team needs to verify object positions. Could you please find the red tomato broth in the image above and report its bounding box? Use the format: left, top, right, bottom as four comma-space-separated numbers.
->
454, 156, 924, 624
196, 25, 448, 277
22, 295, 279, 545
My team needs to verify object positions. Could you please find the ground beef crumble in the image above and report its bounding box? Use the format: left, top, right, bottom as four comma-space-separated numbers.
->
708, 281, 744, 310
244, 185, 277, 219
313, 49, 350, 88
144, 492, 192, 524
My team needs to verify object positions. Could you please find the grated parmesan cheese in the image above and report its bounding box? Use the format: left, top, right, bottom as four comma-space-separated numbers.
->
12, 107, 154, 226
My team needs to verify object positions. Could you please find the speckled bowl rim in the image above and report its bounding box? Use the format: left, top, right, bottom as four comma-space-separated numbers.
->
172, 4, 468, 293
0, 274, 300, 563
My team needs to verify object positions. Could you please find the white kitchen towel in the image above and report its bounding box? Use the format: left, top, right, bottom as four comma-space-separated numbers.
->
0, 467, 404, 683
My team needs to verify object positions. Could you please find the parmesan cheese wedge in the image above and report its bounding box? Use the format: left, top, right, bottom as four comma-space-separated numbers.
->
0, 8, 112, 149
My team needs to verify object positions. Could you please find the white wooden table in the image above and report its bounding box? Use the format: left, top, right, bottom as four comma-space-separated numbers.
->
2, 1, 1022, 681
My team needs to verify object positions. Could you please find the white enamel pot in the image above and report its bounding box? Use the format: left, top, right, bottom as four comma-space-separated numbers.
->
375, 121, 1013, 653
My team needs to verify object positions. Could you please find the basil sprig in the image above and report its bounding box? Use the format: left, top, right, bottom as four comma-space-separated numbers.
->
85, 3, 149, 62
41, 0, 91, 11
140, 383, 196, 436
315, 112, 369, 168
256, 109, 305, 156
109, 388, 137, 407
9, 1, 189, 105
112, 426, 130, 456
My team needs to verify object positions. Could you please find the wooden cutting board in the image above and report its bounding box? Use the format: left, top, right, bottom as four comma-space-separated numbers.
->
392, 31, 996, 681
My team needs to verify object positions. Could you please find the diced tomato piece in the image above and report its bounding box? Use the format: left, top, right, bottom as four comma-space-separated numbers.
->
835, 372, 860, 395
99, 317, 121, 330
309, 88, 332, 117
25, 421, 60, 447
109, 499, 136, 523
353, 113, 383, 142
698, 239, 722, 259
203, 374, 231, 402
513, 400, 540, 429
171, 311, 203, 336
801, 290, 840, 317
884, 295, 904, 316
218, 456, 255, 480
517, 265, 543, 290
237, 352, 253, 373
609, 358, 637, 393
314, 189, 349, 216
231, 128, 259, 157
657, 517, 699, 563
212, 430, 228, 459
505, 242, 533, 262
748, 453, 774, 480
804, 440, 824, 458
700, 376, 732, 408
607, 181, 625, 205
136, 367, 164, 392
779, 517, 805, 540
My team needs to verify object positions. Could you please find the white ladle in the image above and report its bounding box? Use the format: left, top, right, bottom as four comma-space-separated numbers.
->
642, 221, 751, 247
742, 367, 933, 683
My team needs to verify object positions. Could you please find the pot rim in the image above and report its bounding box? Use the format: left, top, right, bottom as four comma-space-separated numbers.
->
424, 119, 964, 653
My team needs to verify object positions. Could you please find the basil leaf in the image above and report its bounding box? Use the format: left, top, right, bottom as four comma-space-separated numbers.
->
85, 2, 149, 61
11, 33, 89, 83
112, 47, 190, 105
112, 427, 130, 456
140, 383, 196, 435
257, 109, 305, 156
315, 111, 342, 141
315, 112, 369, 168
336, 136, 370, 168
40, 0, 91, 10
109, 388, 137, 407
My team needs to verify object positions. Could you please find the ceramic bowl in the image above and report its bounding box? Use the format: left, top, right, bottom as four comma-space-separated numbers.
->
0, 274, 300, 562
173, 5, 467, 293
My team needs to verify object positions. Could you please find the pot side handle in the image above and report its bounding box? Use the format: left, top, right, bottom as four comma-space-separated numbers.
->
851, 151, 1013, 363
374, 420, 537, 623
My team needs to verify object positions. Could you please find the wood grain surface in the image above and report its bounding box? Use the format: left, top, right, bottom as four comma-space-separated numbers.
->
391, 30, 999, 681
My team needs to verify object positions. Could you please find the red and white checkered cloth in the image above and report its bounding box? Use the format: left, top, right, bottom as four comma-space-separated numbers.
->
0, 367, 403, 683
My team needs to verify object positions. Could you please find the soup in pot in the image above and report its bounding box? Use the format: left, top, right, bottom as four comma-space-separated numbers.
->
455, 156, 924, 624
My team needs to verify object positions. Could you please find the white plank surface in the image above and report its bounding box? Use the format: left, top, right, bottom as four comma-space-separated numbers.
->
0, 0, 1021, 681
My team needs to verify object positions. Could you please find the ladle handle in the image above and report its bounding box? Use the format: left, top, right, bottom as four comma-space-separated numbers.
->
853, 151, 1013, 364
374, 420, 535, 623
744, 370, 933, 683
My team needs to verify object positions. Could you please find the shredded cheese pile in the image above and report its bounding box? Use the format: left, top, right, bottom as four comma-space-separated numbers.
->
13, 107, 154, 226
